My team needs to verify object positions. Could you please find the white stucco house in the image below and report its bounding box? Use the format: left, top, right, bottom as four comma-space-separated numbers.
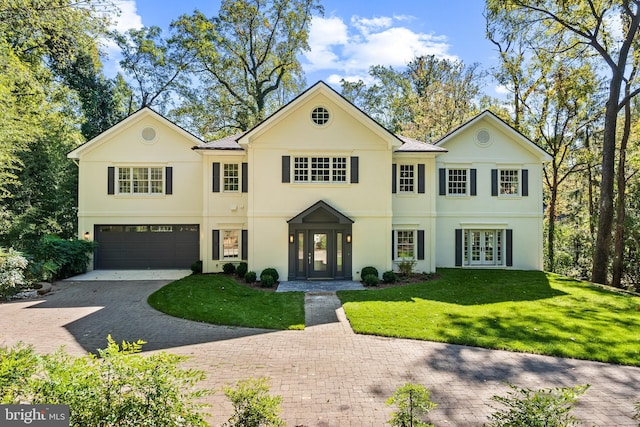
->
67, 81, 551, 280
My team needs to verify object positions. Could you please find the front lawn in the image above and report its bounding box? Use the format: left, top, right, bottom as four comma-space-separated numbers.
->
148, 274, 305, 330
338, 269, 640, 366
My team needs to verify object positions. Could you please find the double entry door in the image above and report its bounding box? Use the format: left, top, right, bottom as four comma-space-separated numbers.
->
469, 230, 502, 265
294, 229, 346, 279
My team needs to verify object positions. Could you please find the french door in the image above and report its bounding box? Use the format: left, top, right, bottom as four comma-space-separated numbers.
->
467, 230, 502, 266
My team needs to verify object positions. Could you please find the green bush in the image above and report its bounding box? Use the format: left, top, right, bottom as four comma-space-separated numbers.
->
363, 274, 380, 287
486, 383, 589, 427
260, 268, 279, 283
383, 270, 398, 283
32, 236, 95, 280
223, 262, 236, 274
222, 377, 284, 427
0, 248, 29, 299
386, 383, 437, 427
190, 260, 203, 274
260, 275, 275, 288
397, 258, 417, 277
236, 262, 248, 278
361, 266, 379, 279
0, 336, 212, 426
245, 271, 257, 283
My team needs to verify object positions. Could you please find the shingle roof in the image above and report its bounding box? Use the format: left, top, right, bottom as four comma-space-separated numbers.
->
395, 135, 448, 152
195, 132, 246, 150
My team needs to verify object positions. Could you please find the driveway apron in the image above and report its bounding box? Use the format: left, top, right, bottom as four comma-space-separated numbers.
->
0, 280, 638, 426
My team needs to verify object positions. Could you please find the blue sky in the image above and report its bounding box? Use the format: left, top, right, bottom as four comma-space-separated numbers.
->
108, 0, 501, 95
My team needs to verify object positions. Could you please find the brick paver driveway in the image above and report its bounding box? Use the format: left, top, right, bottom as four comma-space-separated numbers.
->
1, 280, 639, 426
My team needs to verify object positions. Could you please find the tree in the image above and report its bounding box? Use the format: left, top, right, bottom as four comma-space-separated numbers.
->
486, 0, 640, 285
172, 0, 323, 137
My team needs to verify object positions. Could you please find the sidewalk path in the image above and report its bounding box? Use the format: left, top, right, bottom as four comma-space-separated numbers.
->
0, 280, 638, 426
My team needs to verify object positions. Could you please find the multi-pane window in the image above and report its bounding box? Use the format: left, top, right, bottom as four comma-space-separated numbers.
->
293, 156, 348, 183
399, 164, 415, 193
223, 164, 239, 192
500, 169, 519, 195
448, 169, 467, 195
396, 230, 415, 259
223, 230, 239, 259
118, 167, 163, 194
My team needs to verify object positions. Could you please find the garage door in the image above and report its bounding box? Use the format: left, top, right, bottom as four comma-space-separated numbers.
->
94, 225, 199, 269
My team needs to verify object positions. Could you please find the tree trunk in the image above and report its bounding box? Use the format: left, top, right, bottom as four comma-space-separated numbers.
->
547, 169, 559, 272
591, 73, 623, 284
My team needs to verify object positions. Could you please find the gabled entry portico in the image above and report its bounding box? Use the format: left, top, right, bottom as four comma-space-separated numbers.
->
287, 201, 353, 280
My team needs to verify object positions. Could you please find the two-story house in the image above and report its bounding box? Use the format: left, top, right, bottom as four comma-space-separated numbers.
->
67, 81, 551, 280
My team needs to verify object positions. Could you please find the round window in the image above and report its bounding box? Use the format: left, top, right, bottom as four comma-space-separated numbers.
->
141, 127, 157, 142
311, 106, 330, 126
475, 129, 492, 147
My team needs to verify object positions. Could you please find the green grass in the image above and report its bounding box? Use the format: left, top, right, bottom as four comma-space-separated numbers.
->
337, 269, 640, 366
148, 274, 305, 330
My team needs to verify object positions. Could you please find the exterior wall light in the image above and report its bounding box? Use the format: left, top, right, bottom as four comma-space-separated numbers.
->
346, 234, 351, 244
83, 231, 90, 240
289, 234, 294, 244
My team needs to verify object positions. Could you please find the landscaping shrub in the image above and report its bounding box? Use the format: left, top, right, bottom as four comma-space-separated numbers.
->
245, 271, 257, 283
190, 260, 203, 274
0, 248, 29, 300
486, 383, 589, 427
260, 275, 275, 288
361, 266, 378, 280
222, 377, 284, 427
383, 270, 398, 283
363, 274, 380, 287
223, 262, 236, 274
260, 268, 279, 283
236, 262, 248, 278
386, 383, 437, 427
397, 258, 417, 277
32, 236, 95, 280
0, 336, 212, 426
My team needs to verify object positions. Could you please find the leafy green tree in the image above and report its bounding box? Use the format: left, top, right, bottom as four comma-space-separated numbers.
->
223, 377, 284, 427
486, 0, 640, 285
386, 383, 437, 427
172, 0, 323, 138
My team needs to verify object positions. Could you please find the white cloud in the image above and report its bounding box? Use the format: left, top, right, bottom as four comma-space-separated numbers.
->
101, 0, 143, 76
303, 14, 456, 83
494, 84, 511, 95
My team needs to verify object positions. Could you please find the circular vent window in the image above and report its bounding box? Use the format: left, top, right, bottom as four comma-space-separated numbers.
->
311, 106, 330, 126
141, 127, 157, 142
475, 129, 492, 147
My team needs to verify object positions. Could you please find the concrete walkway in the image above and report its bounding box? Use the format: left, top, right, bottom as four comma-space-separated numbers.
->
1, 280, 638, 426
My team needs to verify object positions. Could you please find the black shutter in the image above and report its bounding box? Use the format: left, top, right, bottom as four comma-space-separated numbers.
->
439, 168, 446, 195
242, 163, 248, 193
391, 164, 397, 193
350, 156, 359, 183
470, 168, 477, 196
391, 230, 395, 259
212, 230, 220, 260
491, 169, 498, 196
107, 167, 115, 195
282, 156, 290, 183
242, 230, 248, 260
417, 230, 425, 260
506, 229, 513, 266
455, 229, 463, 266
418, 164, 425, 194
165, 166, 173, 195
522, 169, 529, 196
212, 162, 220, 192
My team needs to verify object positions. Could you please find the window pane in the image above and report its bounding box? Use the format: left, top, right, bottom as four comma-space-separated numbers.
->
336, 232, 343, 273
294, 157, 308, 182
332, 157, 347, 182
396, 231, 415, 258
223, 230, 239, 258
118, 168, 131, 193
223, 164, 239, 191
150, 167, 163, 193
133, 168, 149, 193
448, 169, 467, 195
399, 164, 415, 192
311, 157, 330, 182
500, 170, 519, 195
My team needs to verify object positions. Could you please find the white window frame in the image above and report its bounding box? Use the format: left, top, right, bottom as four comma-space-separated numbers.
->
293, 156, 349, 184
223, 163, 240, 192
499, 169, 520, 196
447, 168, 468, 196
117, 166, 164, 195
398, 164, 415, 193
222, 230, 240, 259
394, 230, 416, 260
